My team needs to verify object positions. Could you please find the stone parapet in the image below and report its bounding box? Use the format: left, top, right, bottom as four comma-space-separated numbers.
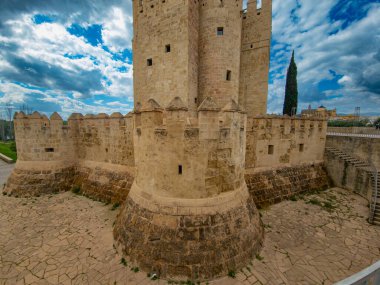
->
246, 116, 327, 169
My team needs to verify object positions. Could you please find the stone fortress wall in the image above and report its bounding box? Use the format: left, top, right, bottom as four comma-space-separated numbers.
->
245, 116, 329, 207
6, 111, 135, 202
6, 110, 329, 206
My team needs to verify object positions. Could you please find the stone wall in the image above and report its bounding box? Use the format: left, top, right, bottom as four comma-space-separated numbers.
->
246, 116, 327, 169
5, 111, 135, 203
132, 0, 197, 112
324, 151, 372, 201
246, 163, 329, 207
326, 135, 380, 169
5, 161, 76, 197
74, 161, 134, 203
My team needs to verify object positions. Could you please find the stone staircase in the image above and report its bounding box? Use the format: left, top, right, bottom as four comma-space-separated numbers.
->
371, 173, 380, 225
325, 147, 380, 225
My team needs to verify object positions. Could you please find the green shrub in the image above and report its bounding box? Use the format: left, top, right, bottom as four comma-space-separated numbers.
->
120, 258, 127, 266
111, 202, 120, 211
227, 270, 236, 278
71, 186, 81, 194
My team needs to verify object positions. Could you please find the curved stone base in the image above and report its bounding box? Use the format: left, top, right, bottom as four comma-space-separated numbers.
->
113, 183, 264, 281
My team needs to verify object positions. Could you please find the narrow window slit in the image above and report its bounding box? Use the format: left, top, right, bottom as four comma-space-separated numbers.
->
226, 70, 232, 81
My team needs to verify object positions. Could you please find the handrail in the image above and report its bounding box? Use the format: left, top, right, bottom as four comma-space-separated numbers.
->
327, 132, 380, 139
369, 164, 378, 224
334, 260, 380, 285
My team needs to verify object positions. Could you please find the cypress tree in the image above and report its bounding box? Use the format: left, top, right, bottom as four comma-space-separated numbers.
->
283, 51, 298, 116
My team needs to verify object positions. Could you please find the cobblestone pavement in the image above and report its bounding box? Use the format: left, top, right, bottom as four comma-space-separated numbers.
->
0, 160, 14, 187
0, 187, 379, 285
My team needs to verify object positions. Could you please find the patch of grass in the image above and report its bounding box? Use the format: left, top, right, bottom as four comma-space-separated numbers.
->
71, 186, 81, 194
307, 198, 323, 207
289, 195, 298, 201
130, 267, 139, 273
227, 270, 236, 278
0, 141, 17, 161
306, 197, 337, 212
256, 253, 264, 261
111, 202, 120, 211
322, 201, 336, 211
120, 257, 127, 266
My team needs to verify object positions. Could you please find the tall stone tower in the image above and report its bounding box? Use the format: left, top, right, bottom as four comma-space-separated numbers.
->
114, 0, 271, 280
239, 0, 272, 116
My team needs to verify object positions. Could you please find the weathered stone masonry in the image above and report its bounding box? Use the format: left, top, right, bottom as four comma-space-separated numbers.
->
5, 112, 135, 203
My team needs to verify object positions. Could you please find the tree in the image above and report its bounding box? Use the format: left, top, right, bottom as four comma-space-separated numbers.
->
283, 50, 298, 116
375, 117, 380, 129
5, 103, 14, 140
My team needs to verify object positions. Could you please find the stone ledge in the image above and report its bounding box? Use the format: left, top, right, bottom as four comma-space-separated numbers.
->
0, 153, 14, 164
128, 182, 250, 215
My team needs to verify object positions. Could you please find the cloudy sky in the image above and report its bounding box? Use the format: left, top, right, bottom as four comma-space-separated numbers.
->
0, 0, 379, 118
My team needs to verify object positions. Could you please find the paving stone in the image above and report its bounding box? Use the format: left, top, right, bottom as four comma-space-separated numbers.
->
0, 187, 379, 284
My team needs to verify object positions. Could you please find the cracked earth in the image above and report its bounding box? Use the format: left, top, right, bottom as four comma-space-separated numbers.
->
0, 176, 379, 285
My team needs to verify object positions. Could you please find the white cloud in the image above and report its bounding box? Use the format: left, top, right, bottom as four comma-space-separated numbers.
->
0, 12, 133, 114
268, 1, 380, 115
102, 7, 133, 52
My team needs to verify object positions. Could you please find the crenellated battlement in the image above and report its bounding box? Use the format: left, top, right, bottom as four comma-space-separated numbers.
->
131, 96, 247, 199
13, 109, 135, 166
134, 97, 245, 144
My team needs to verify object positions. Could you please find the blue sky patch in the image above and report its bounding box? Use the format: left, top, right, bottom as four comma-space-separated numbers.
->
33, 14, 54, 24
67, 24, 103, 47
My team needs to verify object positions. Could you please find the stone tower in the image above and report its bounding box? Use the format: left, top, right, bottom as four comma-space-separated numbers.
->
114, 0, 271, 280
239, 0, 272, 116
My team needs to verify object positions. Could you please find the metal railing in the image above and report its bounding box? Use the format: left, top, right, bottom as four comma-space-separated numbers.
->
327, 127, 380, 135
334, 260, 380, 285
369, 164, 379, 224
327, 132, 380, 139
